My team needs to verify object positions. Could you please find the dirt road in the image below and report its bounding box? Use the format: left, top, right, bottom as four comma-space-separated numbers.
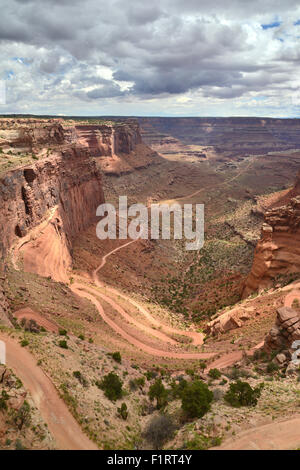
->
0, 333, 97, 450
214, 415, 300, 450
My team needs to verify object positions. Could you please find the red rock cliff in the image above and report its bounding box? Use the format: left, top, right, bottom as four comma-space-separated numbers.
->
0, 119, 107, 293
243, 172, 300, 297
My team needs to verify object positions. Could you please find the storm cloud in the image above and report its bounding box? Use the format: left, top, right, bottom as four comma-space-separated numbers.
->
1, 0, 300, 116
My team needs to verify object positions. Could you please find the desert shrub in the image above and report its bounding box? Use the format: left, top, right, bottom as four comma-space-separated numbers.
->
208, 368, 221, 379
78, 334, 85, 340
117, 402, 128, 420
181, 381, 213, 419
224, 366, 250, 380
266, 362, 279, 374
58, 340, 68, 349
20, 339, 29, 347
73, 370, 88, 387
12, 400, 31, 430
170, 378, 188, 399
184, 434, 222, 450
143, 414, 176, 449
185, 368, 195, 377
0, 390, 9, 411
112, 351, 122, 363
59, 383, 78, 415
59, 329, 67, 336
148, 379, 168, 410
224, 380, 264, 408
15, 439, 26, 450
97, 372, 123, 401
145, 370, 157, 381
129, 376, 145, 391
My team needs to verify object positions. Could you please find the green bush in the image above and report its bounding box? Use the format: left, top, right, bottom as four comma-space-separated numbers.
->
59, 329, 67, 336
58, 340, 68, 349
12, 400, 31, 430
117, 402, 128, 420
0, 390, 9, 411
97, 372, 123, 401
170, 378, 188, 399
266, 362, 279, 374
224, 380, 264, 407
20, 339, 29, 347
148, 379, 168, 410
112, 351, 122, 363
181, 381, 213, 419
208, 368, 222, 379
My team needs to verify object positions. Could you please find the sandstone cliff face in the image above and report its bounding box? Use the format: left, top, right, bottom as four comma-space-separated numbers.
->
75, 121, 157, 175
0, 146, 104, 257
243, 173, 300, 297
139, 117, 300, 156
0, 119, 109, 291
0, 117, 156, 320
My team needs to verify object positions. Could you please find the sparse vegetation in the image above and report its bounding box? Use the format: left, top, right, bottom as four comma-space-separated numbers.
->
181, 381, 213, 419
143, 414, 176, 449
148, 379, 168, 410
97, 372, 123, 401
224, 380, 264, 408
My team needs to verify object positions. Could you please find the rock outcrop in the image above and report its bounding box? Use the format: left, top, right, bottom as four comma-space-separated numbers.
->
243, 172, 300, 297
74, 120, 159, 175
264, 306, 300, 370
206, 306, 254, 336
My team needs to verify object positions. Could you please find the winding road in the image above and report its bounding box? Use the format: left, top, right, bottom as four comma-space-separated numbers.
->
6, 154, 299, 449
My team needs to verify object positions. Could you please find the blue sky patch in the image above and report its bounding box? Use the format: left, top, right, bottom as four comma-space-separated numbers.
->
261, 21, 281, 30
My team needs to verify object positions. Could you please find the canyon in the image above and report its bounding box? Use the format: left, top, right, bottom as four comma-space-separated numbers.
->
0, 116, 299, 450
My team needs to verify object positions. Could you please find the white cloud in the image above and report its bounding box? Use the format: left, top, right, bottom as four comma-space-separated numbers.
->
1, 0, 300, 116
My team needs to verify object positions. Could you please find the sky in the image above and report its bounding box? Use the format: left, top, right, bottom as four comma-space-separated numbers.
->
2, 0, 300, 117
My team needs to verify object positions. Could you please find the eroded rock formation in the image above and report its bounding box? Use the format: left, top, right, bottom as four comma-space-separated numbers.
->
264, 306, 300, 370
243, 172, 300, 297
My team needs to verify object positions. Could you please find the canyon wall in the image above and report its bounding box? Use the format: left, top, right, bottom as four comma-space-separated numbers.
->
243, 172, 300, 297
75, 121, 142, 157
0, 146, 104, 281
138, 117, 300, 156
74, 120, 158, 175
0, 117, 158, 321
